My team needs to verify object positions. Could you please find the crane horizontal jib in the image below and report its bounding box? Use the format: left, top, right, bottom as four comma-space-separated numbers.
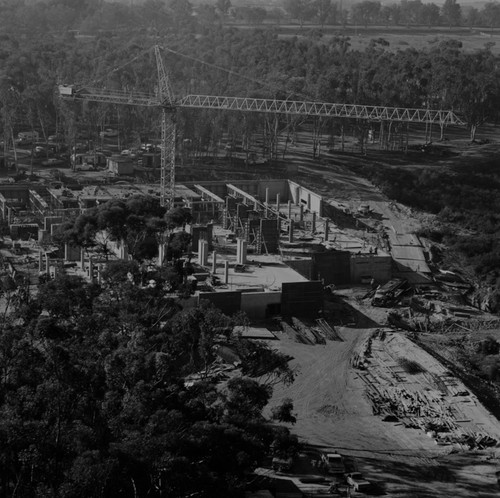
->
179, 95, 465, 125
58, 85, 159, 107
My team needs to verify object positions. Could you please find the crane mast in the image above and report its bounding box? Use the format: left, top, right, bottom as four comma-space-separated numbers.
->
58, 45, 465, 209
154, 45, 176, 208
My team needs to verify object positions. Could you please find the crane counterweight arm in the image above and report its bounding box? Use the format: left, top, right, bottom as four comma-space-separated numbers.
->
58, 85, 159, 107
179, 95, 465, 126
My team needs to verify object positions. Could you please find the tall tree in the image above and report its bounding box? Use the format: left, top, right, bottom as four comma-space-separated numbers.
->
442, 0, 462, 27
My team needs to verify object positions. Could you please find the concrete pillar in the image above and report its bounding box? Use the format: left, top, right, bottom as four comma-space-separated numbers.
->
39, 250, 43, 272
158, 243, 165, 266
45, 253, 49, 275
224, 260, 229, 284
265, 188, 269, 218
64, 243, 69, 261
89, 258, 94, 283
288, 221, 294, 243
312, 212, 317, 233
276, 193, 280, 213
80, 248, 85, 269
198, 239, 208, 266
299, 204, 304, 222
236, 238, 247, 265
288, 200, 292, 220
324, 219, 329, 241
212, 251, 217, 274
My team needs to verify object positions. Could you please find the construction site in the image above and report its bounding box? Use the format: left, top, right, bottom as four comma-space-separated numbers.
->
1, 44, 499, 498
1, 156, 500, 496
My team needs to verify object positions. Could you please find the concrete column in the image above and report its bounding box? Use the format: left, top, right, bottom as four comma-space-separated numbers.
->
39, 250, 43, 272
80, 248, 85, 269
236, 238, 247, 265
312, 212, 317, 233
158, 243, 165, 266
288, 200, 292, 220
212, 251, 217, 274
288, 221, 294, 243
64, 243, 69, 261
265, 188, 269, 218
89, 258, 94, 283
324, 219, 330, 241
299, 204, 304, 222
198, 239, 208, 266
45, 253, 50, 275
224, 260, 229, 284
276, 193, 280, 213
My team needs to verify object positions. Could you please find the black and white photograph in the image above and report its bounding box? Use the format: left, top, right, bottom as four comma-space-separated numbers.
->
0, 0, 500, 496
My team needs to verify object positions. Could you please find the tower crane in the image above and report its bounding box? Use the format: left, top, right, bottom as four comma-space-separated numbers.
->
58, 45, 464, 208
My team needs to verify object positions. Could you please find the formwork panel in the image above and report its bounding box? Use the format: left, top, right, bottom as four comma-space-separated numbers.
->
281, 281, 323, 318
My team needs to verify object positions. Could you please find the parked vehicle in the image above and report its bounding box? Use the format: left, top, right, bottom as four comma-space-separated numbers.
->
99, 128, 119, 138
272, 456, 293, 472
320, 453, 345, 476
18, 131, 39, 142
42, 158, 65, 167
346, 472, 371, 492
48, 134, 64, 142
371, 278, 409, 307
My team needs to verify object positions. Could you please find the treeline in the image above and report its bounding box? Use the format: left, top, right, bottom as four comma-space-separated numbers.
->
282, 0, 500, 29
4, 0, 500, 34
1, 1, 500, 150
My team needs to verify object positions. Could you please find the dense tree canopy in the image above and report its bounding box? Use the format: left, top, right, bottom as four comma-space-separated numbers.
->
0, 271, 297, 497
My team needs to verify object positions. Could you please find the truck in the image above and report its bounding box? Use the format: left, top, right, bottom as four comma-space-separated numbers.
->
371, 278, 409, 307
346, 472, 371, 492
320, 453, 345, 476
18, 131, 39, 142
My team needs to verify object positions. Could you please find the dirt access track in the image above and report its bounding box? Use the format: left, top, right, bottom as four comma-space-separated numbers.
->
267, 324, 500, 497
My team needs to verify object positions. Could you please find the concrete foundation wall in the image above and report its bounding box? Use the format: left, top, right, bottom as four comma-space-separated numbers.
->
257, 180, 288, 202
285, 258, 313, 280
10, 223, 39, 240
312, 251, 351, 285
241, 291, 282, 319
350, 254, 392, 284
199, 291, 242, 316
281, 281, 323, 318
44, 216, 63, 232
288, 181, 322, 215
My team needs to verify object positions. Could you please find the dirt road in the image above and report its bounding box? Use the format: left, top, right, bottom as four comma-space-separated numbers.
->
267, 325, 500, 497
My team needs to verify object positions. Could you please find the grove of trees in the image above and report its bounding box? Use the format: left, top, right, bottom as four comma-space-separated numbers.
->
0, 262, 299, 496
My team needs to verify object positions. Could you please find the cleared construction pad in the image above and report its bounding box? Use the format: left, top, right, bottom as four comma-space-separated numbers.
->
267, 327, 500, 497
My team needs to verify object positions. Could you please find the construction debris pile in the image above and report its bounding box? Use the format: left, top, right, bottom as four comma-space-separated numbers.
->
280, 317, 343, 344
352, 330, 498, 451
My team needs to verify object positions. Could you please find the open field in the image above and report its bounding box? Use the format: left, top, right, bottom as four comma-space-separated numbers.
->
232, 23, 500, 54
